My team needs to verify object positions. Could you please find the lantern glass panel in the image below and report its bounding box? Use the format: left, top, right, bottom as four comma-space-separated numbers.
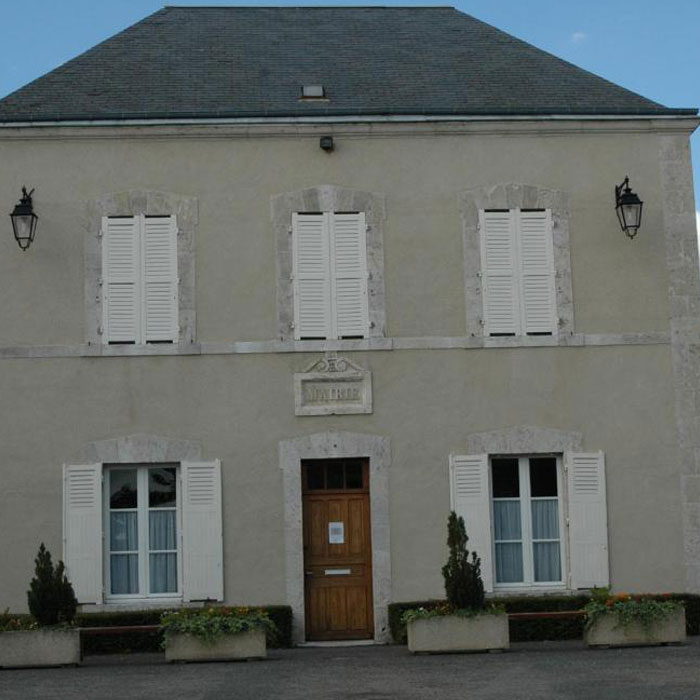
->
622, 203, 641, 230
12, 215, 32, 239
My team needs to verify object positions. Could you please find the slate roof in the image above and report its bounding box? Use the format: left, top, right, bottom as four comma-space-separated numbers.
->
0, 6, 695, 123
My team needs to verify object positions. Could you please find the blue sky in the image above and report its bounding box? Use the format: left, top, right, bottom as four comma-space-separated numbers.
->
1, 0, 698, 229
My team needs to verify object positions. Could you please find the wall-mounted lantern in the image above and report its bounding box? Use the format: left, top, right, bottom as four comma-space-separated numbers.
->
320, 136, 334, 152
10, 187, 38, 251
615, 177, 643, 239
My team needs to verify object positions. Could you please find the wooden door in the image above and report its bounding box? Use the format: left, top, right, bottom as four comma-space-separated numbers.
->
302, 459, 374, 641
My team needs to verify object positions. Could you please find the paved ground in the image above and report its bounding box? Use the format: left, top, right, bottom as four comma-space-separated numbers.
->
1, 639, 700, 700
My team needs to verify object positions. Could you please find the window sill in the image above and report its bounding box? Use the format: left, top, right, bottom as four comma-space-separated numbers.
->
489, 586, 573, 598
80, 599, 199, 613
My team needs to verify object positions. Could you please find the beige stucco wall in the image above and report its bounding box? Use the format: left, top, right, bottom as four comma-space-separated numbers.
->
0, 345, 682, 610
0, 122, 675, 345
0, 120, 694, 612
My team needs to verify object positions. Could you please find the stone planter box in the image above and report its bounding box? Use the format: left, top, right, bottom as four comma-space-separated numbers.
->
0, 629, 81, 668
407, 613, 509, 653
585, 607, 686, 648
165, 628, 266, 662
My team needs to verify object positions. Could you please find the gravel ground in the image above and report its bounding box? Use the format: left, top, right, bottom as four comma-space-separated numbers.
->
1, 638, 699, 700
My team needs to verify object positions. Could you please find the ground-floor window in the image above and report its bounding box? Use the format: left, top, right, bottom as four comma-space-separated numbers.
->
491, 455, 563, 586
105, 465, 180, 598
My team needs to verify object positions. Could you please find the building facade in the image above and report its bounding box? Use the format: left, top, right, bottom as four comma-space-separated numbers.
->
0, 7, 698, 643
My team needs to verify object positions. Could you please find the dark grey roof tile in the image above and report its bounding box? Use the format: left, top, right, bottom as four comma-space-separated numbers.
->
0, 6, 695, 122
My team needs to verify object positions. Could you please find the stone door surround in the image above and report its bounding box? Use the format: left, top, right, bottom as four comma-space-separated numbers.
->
279, 431, 391, 643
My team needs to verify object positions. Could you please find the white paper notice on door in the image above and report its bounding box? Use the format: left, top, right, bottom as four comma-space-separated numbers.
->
328, 521, 345, 544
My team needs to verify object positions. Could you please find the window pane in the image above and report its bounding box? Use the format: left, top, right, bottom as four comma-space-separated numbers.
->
110, 512, 138, 551
495, 543, 523, 583
110, 554, 138, 594
327, 463, 344, 489
306, 463, 325, 490
150, 553, 178, 594
492, 459, 519, 497
493, 501, 521, 540
110, 469, 137, 509
532, 500, 559, 540
150, 511, 177, 550
529, 457, 557, 497
534, 542, 561, 582
149, 467, 177, 508
345, 462, 363, 489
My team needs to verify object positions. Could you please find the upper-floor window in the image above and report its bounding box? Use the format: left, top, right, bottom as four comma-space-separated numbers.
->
292, 212, 369, 340
102, 214, 178, 344
479, 208, 557, 336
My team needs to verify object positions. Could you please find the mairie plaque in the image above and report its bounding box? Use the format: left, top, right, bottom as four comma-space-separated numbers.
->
294, 354, 372, 416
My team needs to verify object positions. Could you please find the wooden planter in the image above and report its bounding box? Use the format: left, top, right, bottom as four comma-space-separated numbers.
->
165, 628, 266, 662
407, 613, 509, 653
585, 607, 686, 648
0, 628, 81, 668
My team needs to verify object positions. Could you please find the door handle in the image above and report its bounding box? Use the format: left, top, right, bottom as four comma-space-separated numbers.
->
305, 571, 313, 576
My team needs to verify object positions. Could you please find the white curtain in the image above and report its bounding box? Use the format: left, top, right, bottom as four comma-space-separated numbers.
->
110, 554, 138, 594
149, 511, 177, 593
494, 501, 523, 583
110, 512, 138, 594
532, 499, 561, 582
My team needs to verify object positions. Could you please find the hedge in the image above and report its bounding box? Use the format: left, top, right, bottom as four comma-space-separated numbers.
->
78, 605, 293, 654
389, 594, 700, 644
0, 606, 293, 654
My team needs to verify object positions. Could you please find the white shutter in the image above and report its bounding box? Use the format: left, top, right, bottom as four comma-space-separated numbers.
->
331, 213, 368, 338
293, 213, 332, 339
182, 460, 223, 601
449, 454, 494, 592
63, 464, 103, 604
566, 452, 609, 589
518, 210, 556, 334
103, 216, 140, 343
480, 210, 519, 335
143, 215, 178, 343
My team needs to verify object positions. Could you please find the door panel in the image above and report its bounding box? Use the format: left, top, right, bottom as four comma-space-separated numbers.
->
303, 459, 373, 640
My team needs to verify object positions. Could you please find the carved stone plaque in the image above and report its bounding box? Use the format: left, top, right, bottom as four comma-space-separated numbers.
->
294, 354, 372, 416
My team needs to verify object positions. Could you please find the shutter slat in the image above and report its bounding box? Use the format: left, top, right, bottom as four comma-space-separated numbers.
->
182, 460, 224, 602
331, 213, 368, 338
103, 217, 140, 343
566, 452, 609, 589
63, 464, 103, 604
293, 213, 332, 339
480, 211, 518, 335
143, 216, 178, 343
519, 210, 556, 334
449, 454, 494, 592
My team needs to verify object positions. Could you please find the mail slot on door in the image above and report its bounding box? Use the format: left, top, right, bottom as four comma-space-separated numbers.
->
324, 568, 352, 576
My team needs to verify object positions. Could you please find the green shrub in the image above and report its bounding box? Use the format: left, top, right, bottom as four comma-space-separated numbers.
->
389, 593, 700, 644
26, 543, 77, 626
161, 606, 275, 646
442, 512, 485, 611
584, 590, 683, 631
0, 609, 35, 632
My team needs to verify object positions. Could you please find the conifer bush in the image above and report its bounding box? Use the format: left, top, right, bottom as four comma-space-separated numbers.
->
26, 543, 77, 626
441, 511, 485, 611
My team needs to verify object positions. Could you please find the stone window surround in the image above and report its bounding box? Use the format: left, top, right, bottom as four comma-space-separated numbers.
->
459, 183, 575, 341
85, 190, 198, 346
465, 425, 583, 455
271, 185, 387, 341
279, 431, 392, 644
